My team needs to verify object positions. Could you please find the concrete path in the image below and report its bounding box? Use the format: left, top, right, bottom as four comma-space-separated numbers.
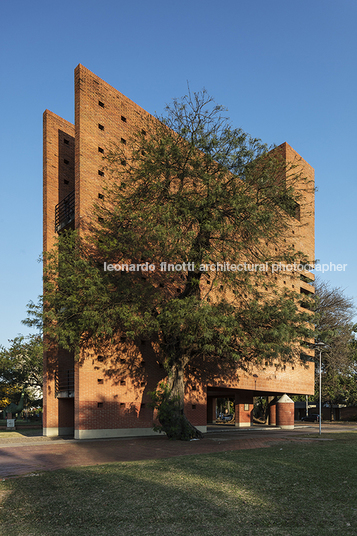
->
0, 422, 355, 479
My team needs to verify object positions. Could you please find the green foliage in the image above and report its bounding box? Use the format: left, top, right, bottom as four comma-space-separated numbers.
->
0, 335, 43, 390
253, 396, 268, 422
39, 230, 124, 356
313, 280, 357, 406
0, 334, 43, 408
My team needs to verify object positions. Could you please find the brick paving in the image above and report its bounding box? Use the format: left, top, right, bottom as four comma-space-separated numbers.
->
0, 423, 355, 479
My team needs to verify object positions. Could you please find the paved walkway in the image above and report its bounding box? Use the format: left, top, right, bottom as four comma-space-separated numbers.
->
0, 422, 355, 479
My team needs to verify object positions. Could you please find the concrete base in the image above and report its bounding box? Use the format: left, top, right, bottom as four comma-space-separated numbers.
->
74, 425, 207, 440
44, 425, 207, 440
279, 425, 294, 430
43, 427, 74, 437
74, 428, 160, 440
43, 427, 59, 437
235, 422, 251, 427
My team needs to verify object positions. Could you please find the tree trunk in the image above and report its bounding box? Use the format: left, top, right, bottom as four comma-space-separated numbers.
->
157, 362, 203, 441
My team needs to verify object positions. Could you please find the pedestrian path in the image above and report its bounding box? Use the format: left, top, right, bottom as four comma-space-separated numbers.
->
0, 424, 335, 479
1, 422, 355, 479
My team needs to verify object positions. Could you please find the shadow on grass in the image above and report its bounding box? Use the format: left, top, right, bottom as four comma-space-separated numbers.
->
1, 435, 357, 536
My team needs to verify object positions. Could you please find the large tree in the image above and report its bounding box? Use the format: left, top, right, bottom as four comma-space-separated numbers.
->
314, 279, 357, 408
40, 90, 314, 439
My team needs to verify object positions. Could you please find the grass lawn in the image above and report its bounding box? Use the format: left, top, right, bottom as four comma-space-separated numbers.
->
1, 433, 357, 536
0, 428, 43, 438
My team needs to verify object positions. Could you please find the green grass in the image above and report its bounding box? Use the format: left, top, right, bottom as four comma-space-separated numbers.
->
1, 433, 357, 536
0, 428, 43, 438
0, 419, 41, 426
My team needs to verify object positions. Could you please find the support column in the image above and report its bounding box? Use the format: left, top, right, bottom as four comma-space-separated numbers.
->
207, 397, 217, 423
212, 397, 217, 423
235, 392, 254, 427
268, 396, 278, 426
43, 346, 60, 437
276, 394, 294, 429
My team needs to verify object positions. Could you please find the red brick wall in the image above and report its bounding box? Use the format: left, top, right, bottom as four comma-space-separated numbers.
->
74, 347, 166, 431
43, 110, 75, 252
208, 360, 314, 397
234, 392, 254, 426
43, 111, 75, 433
276, 398, 295, 427
74, 64, 152, 234
340, 407, 357, 421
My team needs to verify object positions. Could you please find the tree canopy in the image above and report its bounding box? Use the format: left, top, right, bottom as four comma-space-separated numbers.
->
313, 279, 357, 407
39, 90, 315, 439
0, 334, 43, 411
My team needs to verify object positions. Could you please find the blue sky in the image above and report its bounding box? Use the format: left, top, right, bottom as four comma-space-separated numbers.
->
0, 0, 356, 347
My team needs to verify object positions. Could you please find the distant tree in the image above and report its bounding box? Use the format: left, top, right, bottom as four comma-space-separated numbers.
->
0, 334, 43, 411
38, 89, 314, 439
314, 279, 357, 408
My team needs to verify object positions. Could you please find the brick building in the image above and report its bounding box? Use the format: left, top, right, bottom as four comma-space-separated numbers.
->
43, 65, 315, 439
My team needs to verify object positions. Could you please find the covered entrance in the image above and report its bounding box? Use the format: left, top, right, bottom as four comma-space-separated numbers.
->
207, 387, 254, 427
206, 387, 294, 428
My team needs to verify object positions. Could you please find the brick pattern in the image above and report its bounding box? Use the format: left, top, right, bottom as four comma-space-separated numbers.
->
43, 112, 75, 433
74, 348, 165, 431
74, 64, 152, 234
43, 110, 75, 251
269, 401, 277, 426
206, 359, 314, 397
276, 399, 295, 427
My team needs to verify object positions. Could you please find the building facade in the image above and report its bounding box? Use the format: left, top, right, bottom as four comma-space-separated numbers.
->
43, 65, 315, 439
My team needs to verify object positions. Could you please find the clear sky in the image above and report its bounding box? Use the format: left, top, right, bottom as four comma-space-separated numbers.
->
0, 0, 356, 347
